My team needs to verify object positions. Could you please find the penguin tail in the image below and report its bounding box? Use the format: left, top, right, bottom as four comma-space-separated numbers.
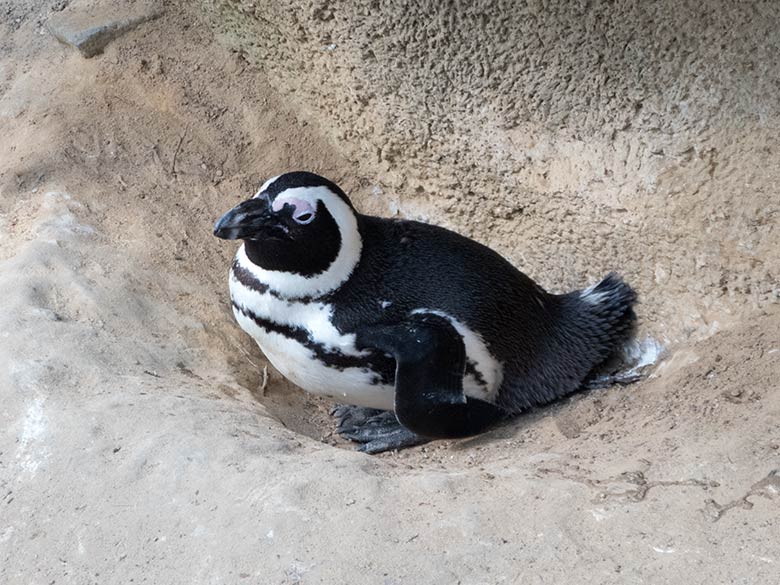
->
563, 272, 637, 365
496, 273, 637, 413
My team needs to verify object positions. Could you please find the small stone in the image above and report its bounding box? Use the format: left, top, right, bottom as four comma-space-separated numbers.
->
47, 2, 164, 58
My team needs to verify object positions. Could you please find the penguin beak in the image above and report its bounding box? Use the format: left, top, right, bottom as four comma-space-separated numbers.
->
213, 198, 278, 240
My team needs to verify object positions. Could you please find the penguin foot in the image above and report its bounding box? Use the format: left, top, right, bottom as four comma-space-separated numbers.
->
331, 404, 385, 431
583, 369, 642, 390
331, 406, 428, 454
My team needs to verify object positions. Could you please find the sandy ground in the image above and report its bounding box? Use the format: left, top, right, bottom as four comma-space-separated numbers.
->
1, 2, 778, 584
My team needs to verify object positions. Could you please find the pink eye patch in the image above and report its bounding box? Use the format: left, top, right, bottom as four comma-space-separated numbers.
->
272, 197, 316, 224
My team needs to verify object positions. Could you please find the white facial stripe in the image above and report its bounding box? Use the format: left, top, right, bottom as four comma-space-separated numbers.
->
240, 185, 362, 298
411, 309, 503, 402
229, 268, 366, 357
254, 175, 281, 197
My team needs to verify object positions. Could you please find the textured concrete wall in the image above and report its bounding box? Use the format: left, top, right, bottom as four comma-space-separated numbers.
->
203, 0, 780, 342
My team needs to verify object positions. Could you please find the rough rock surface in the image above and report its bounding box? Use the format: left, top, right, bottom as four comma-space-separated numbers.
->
206, 0, 780, 343
1, 2, 778, 584
47, 0, 163, 57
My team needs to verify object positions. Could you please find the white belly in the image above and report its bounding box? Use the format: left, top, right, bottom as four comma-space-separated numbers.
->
232, 306, 396, 410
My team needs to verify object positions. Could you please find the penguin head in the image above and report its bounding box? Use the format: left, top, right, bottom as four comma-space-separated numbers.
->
214, 171, 362, 297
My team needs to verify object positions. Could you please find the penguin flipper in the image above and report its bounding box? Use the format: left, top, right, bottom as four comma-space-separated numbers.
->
355, 314, 506, 440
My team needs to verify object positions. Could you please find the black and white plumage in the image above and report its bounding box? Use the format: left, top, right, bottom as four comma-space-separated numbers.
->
214, 171, 637, 453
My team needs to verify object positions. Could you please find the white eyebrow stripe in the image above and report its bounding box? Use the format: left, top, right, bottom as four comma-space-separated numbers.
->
253, 175, 281, 198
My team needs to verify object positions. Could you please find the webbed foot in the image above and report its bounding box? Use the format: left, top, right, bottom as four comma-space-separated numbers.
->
330, 405, 428, 454
583, 370, 642, 390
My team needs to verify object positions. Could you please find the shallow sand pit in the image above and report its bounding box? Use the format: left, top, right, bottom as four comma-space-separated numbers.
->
0, 2, 778, 583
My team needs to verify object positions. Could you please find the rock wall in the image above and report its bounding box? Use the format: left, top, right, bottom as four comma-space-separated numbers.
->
204, 0, 779, 342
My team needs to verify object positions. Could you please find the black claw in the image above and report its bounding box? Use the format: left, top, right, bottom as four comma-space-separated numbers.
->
329, 404, 348, 417
333, 406, 389, 436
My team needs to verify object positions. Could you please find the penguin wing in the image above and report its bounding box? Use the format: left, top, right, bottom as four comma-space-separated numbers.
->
354, 313, 505, 439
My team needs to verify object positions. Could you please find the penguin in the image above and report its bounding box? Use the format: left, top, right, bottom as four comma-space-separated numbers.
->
214, 171, 637, 453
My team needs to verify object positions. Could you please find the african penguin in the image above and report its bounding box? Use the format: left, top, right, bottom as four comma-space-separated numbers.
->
214, 171, 637, 453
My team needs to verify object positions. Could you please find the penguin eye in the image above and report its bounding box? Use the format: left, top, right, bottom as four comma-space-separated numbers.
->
294, 211, 314, 224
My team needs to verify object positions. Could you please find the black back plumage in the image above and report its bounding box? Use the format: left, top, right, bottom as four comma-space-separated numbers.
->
327, 215, 636, 413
